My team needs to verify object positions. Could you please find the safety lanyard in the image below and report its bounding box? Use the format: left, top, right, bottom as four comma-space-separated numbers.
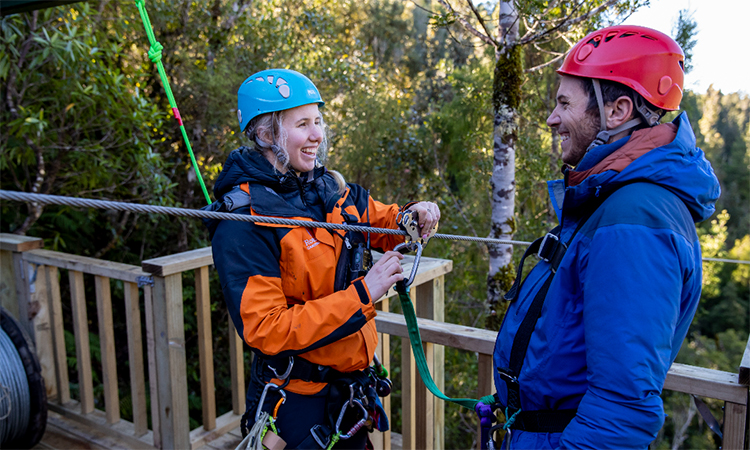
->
134, 0, 211, 205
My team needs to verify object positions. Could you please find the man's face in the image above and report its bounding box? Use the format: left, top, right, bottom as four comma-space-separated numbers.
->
547, 76, 600, 166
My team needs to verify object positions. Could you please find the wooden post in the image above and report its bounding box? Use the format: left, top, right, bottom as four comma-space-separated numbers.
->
95, 275, 120, 424
477, 353, 494, 450
143, 284, 161, 448
124, 281, 148, 437
415, 276, 445, 450
372, 295, 391, 450
69, 270, 94, 414
195, 266, 216, 431
401, 286, 417, 450
45, 265, 70, 404
0, 234, 42, 326
229, 318, 245, 416
150, 273, 190, 450
723, 401, 747, 450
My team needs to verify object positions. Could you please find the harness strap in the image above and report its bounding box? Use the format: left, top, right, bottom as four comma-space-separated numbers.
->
510, 409, 578, 433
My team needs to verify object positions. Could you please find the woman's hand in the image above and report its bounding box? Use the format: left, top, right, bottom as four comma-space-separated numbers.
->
409, 201, 441, 239
363, 251, 405, 301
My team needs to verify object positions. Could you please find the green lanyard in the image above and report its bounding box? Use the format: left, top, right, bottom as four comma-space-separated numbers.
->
134, 0, 211, 205
396, 284, 496, 410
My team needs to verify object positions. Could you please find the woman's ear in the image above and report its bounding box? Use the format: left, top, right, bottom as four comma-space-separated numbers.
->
606, 95, 635, 129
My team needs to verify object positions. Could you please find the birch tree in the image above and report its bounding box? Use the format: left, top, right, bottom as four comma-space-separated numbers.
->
434, 0, 645, 328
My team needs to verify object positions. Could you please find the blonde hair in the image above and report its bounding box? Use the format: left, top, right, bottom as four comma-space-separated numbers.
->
244, 111, 346, 194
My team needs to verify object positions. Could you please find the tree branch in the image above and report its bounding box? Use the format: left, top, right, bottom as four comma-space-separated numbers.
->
465, 0, 498, 47
14, 138, 46, 235
519, 0, 620, 46
436, 0, 498, 48
524, 52, 565, 73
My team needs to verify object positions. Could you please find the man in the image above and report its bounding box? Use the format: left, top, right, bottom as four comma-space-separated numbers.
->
492, 25, 720, 449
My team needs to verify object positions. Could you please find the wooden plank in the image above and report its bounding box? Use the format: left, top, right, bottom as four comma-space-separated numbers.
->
152, 274, 191, 450
69, 270, 94, 414
375, 312, 497, 355
47, 403, 157, 450
739, 337, 750, 386
46, 266, 70, 404
142, 247, 213, 277
42, 411, 110, 450
25, 249, 148, 284
196, 266, 216, 431
664, 363, 747, 405
143, 284, 161, 448
0, 232, 43, 252
722, 401, 747, 450
95, 275, 120, 424
477, 354, 494, 450
189, 411, 242, 450
228, 318, 245, 416
124, 281, 148, 437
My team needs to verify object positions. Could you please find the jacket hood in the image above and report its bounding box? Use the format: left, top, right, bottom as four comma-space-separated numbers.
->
550, 112, 720, 223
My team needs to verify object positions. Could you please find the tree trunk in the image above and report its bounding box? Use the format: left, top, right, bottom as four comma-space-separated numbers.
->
486, 1, 521, 330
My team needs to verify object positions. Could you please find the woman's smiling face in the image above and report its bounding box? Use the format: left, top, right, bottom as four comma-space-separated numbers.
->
281, 103, 324, 173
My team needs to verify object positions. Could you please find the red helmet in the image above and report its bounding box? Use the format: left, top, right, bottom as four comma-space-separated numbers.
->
558, 25, 685, 111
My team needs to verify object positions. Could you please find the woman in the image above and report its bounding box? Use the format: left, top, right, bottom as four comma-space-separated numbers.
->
204, 69, 440, 449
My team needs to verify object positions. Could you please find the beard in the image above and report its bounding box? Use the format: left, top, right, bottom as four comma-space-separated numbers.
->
562, 111, 601, 167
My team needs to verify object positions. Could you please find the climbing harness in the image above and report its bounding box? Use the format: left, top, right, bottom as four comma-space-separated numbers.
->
134, 0, 211, 205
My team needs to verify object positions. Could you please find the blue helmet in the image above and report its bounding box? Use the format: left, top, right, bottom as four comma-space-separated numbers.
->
237, 69, 325, 132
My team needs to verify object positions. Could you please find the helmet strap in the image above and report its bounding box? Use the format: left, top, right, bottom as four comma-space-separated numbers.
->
585, 79, 643, 153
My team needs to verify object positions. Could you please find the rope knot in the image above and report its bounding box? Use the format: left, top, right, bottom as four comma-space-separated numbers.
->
147, 42, 163, 63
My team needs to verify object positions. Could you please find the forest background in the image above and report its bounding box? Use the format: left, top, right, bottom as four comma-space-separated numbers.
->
1, 1, 748, 448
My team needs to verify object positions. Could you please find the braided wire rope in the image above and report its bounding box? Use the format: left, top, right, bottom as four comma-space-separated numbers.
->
4, 191, 750, 266
0, 190, 531, 246
0, 328, 30, 445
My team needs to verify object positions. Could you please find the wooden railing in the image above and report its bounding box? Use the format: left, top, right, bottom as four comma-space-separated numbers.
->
1, 233, 748, 449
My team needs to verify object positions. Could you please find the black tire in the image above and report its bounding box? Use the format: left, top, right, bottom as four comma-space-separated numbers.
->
0, 306, 47, 449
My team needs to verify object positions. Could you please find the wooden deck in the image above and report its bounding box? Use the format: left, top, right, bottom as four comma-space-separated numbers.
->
34, 410, 405, 450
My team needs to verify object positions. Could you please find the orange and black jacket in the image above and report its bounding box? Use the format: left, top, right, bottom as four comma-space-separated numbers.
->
204, 148, 405, 395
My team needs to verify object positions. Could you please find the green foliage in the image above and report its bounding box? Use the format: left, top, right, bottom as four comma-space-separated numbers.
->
672, 9, 698, 73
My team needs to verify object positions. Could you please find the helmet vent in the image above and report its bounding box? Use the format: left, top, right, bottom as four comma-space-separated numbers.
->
619, 32, 637, 38
679, 60, 685, 72
640, 34, 657, 41
276, 77, 288, 87
604, 31, 618, 42
255, 77, 264, 82
267, 76, 274, 84
586, 36, 601, 48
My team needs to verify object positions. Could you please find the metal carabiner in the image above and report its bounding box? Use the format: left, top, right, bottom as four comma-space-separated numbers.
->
269, 356, 294, 381
255, 381, 285, 423
396, 209, 438, 246
393, 241, 422, 288
335, 398, 369, 439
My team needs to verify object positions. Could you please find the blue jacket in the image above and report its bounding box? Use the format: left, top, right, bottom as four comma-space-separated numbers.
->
492, 113, 720, 449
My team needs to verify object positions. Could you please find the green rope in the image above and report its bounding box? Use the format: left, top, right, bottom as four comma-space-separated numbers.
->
134, 0, 212, 205
396, 285, 481, 410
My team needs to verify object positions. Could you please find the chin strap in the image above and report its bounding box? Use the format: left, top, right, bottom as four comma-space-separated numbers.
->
585, 79, 646, 153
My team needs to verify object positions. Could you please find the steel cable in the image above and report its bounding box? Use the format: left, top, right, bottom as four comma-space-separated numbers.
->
0, 190, 532, 246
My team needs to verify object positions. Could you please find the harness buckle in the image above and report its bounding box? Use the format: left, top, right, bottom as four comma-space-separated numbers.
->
537, 233, 567, 273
